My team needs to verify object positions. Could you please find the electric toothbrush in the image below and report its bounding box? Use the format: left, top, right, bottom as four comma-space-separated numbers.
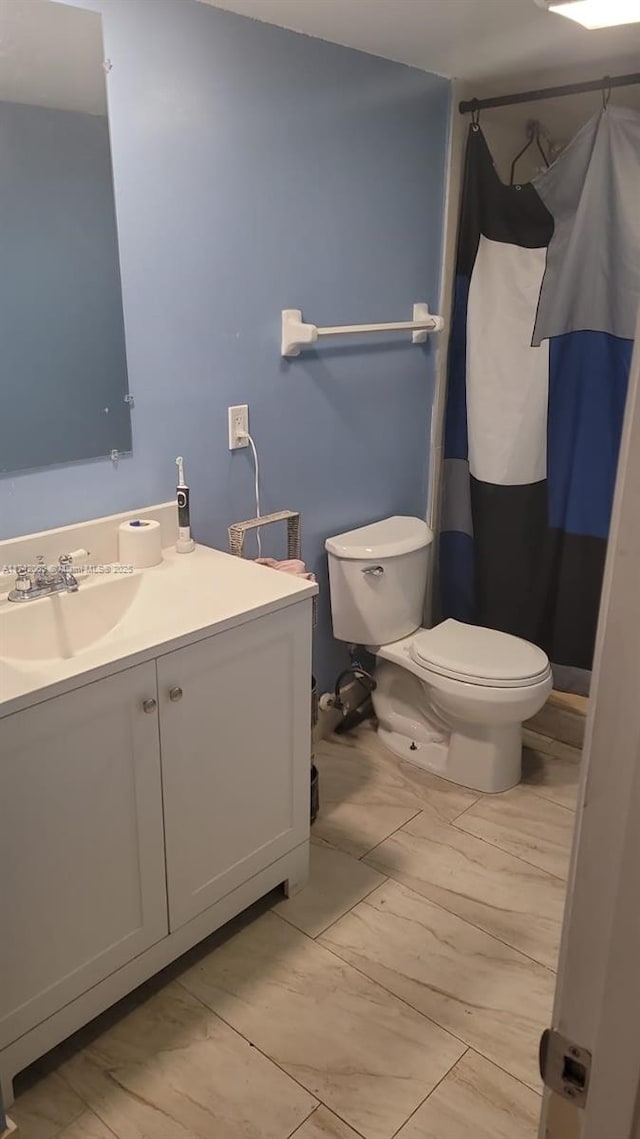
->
175, 456, 195, 553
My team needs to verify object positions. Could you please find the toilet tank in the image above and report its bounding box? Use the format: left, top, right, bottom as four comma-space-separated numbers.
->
325, 516, 433, 646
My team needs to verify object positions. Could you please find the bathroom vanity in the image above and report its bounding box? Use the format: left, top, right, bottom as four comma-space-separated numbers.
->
0, 505, 316, 1104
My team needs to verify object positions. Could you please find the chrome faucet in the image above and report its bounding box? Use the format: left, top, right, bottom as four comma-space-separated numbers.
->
8, 554, 80, 602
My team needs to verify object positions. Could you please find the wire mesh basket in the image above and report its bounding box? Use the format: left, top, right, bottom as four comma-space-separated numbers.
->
228, 509, 302, 559
228, 509, 317, 626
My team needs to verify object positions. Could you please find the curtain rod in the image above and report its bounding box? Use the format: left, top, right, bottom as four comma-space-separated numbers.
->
459, 71, 640, 114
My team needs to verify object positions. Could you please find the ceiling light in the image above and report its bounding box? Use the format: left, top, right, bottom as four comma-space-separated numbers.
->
547, 0, 640, 28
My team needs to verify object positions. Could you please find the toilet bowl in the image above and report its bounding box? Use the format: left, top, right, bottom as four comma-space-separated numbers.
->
325, 517, 552, 793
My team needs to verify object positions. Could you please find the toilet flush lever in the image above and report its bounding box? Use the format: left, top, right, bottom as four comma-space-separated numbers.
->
362, 565, 384, 576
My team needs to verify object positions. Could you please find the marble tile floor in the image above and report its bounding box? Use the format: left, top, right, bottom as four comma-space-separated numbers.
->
12, 723, 580, 1139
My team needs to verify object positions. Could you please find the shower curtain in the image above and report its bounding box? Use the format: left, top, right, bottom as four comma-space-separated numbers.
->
440, 106, 640, 693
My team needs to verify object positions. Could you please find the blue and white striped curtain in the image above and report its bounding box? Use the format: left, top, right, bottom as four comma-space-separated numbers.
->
440, 107, 640, 693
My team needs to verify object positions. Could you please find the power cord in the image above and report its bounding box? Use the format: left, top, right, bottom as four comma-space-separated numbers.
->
333, 665, 377, 710
240, 431, 262, 556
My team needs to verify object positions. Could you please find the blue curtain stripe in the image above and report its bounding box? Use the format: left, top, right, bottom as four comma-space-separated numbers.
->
548, 331, 631, 540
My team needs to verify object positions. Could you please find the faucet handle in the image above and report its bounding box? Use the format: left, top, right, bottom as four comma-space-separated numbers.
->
58, 553, 79, 592
60, 548, 89, 566
14, 566, 33, 593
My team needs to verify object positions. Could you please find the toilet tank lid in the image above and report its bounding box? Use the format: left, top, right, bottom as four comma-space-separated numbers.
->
325, 516, 433, 559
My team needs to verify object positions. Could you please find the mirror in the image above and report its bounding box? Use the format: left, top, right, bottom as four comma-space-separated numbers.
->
0, 0, 131, 474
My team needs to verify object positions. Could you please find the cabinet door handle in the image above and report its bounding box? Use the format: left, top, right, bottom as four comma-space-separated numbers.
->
142, 698, 157, 713
169, 686, 183, 702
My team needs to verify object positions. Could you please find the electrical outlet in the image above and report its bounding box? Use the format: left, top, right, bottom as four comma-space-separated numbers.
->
228, 404, 249, 450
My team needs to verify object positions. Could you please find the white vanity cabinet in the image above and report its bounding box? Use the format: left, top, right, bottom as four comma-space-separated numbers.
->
0, 590, 312, 1104
158, 604, 311, 930
0, 662, 168, 1051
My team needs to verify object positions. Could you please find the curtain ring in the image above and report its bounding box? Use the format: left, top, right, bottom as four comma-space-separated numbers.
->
470, 101, 481, 131
602, 76, 612, 109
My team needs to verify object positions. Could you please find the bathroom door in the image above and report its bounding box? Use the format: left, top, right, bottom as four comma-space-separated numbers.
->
540, 313, 640, 1139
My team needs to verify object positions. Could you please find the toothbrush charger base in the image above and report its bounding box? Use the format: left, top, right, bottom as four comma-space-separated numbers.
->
176, 537, 196, 554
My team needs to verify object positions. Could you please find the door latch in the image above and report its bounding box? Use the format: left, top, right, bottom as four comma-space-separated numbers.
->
539, 1028, 591, 1108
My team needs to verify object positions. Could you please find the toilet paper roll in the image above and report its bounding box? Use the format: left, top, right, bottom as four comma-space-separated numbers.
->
118, 519, 162, 569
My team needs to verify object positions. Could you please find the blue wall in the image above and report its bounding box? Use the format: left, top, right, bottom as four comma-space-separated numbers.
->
1, 0, 451, 687
0, 100, 130, 472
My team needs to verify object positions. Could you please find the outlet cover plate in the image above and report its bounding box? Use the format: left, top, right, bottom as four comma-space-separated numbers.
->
228, 404, 249, 450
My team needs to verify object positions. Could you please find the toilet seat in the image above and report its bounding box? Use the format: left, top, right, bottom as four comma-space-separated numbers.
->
410, 619, 550, 689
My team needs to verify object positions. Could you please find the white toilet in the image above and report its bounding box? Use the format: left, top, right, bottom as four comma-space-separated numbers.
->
325, 516, 552, 793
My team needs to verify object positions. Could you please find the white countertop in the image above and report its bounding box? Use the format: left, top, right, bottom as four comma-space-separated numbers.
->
0, 544, 317, 719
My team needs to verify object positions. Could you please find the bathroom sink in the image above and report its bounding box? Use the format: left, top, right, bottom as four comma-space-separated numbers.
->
0, 542, 317, 715
0, 572, 142, 662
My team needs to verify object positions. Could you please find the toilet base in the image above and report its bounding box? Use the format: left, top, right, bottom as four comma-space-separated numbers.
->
373, 660, 524, 793
377, 718, 522, 793
445, 721, 522, 793
377, 726, 449, 775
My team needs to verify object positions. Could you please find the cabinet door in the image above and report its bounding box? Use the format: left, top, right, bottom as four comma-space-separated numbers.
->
158, 602, 312, 930
0, 663, 167, 1048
